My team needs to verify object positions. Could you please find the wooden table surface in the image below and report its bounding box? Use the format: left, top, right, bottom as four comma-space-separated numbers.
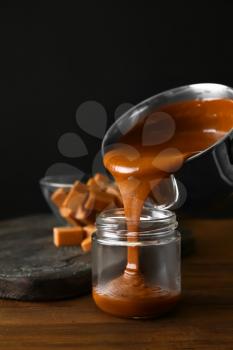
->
0, 218, 232, 349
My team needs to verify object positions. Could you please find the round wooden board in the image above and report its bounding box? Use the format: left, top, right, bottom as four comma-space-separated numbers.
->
0, 214, 91, 301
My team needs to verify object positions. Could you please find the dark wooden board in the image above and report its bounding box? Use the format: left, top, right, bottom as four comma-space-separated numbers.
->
0, 214, 91, 301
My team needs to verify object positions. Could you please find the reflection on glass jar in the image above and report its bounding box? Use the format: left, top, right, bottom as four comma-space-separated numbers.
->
92, 208, 181, 319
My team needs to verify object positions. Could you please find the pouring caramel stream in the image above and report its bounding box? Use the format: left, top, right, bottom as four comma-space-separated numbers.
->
93, 99, 233, 318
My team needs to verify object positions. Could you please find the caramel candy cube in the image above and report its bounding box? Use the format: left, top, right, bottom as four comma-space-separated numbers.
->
87, 178, 99, 191
93, 173, 110, 191
75, 205, 96, 225
84, 224, 96, 237
81, 236, 92, 252
53, 226, 84, 247
59, 207, 72, 218
59, 207, 77, 226
84, 192, 96, 211
62, 181, 88, 214
51, 188, 67, 207
85, 190, 115, 212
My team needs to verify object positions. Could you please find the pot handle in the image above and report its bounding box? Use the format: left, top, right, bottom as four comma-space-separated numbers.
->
213, 135, 233, 186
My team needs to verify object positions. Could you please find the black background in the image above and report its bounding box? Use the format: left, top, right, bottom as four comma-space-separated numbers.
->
1, 2, 233, 219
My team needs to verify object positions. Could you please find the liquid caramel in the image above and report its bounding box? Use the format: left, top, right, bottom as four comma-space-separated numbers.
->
93, 99, 233, 318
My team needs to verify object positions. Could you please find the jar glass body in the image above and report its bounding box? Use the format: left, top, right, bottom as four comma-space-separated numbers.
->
92, 208, 181, 319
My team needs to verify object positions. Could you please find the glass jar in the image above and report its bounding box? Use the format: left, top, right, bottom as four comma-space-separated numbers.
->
92, 208, 181, 319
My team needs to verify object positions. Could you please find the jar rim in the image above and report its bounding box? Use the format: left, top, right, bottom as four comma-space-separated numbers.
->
97, 207, 176, 225
96, 207, 178, 241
